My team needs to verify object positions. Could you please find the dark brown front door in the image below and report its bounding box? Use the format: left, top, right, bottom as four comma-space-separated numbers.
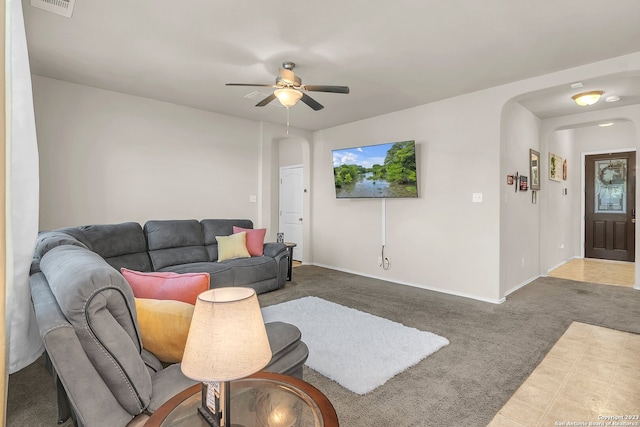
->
585, 151, 636, 261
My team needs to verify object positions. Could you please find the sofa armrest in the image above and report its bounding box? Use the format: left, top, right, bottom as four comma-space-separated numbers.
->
263, 242, 287, 258
30, 272, 135, 427
264, 243, 289, 288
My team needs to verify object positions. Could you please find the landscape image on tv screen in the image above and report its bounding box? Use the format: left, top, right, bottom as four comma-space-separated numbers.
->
333, 140, 418, 198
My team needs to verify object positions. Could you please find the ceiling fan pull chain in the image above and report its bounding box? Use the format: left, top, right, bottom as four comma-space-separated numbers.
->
286, 107, 290, 134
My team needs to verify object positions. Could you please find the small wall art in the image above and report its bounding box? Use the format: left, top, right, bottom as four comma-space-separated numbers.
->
549, 152, 563, 182
529, 149, 540, 190
562, 159, 568, 181
519, 175, 528, 191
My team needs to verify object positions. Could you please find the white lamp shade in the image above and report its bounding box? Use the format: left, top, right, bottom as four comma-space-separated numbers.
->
274, 88, 303, 108
181, 287, 272, 382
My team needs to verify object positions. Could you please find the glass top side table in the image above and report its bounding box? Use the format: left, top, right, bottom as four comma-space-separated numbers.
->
145, 372, 338, 427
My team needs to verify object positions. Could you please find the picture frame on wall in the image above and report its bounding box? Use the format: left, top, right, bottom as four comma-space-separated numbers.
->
519, 175, 528, 191
549, 152, 563, 182
529, 149, 540, 190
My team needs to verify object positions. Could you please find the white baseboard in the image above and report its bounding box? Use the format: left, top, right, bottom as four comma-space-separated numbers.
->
505, 275, 539, 297
309, 262, 506, 304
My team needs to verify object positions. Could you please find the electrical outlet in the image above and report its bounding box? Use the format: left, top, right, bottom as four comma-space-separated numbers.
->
559, 244, 565, 249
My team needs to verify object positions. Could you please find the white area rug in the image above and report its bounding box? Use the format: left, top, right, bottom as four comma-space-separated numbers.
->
261, 296, 449, 394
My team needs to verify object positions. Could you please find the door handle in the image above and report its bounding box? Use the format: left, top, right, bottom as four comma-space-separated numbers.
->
632, 218, 636, 224
298, 218, 303, 222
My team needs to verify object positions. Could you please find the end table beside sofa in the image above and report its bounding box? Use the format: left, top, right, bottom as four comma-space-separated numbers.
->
29, 219, 310, 427
146, 372, 338, 427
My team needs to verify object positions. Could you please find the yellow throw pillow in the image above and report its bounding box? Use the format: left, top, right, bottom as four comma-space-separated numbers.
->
216, 231, 250, 262
135, 298, 194, 363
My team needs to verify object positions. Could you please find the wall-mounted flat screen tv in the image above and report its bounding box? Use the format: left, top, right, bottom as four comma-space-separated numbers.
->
333, 140, 418, 198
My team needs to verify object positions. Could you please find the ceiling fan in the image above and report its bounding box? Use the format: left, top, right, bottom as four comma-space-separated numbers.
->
226, 61, 349, 111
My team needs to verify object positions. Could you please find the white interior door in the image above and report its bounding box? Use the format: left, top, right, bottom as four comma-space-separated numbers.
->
279, 165, 303, 261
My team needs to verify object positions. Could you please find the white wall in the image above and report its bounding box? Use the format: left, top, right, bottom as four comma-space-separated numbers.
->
308, 53, 640, 303
32, 52, 640, 302
279, 137, 304, 167
33, 76, 264, 230
541, 128, 577, 272
541, 120, 637, 272
500, 102, 541, 296
540, 105, 640, 288
311, 90, 505, 303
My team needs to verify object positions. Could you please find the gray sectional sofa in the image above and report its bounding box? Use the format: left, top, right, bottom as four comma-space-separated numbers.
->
29, 219, 308, 427
33, 219, 290, 293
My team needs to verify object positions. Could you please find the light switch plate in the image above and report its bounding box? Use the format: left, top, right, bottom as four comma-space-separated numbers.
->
472, 193, 483, 203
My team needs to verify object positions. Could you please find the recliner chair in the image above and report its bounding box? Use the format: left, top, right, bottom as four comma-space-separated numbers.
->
30, 243, 308, 427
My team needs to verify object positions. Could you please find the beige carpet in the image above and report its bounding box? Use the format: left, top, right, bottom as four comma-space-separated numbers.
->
8, 267, 640, 426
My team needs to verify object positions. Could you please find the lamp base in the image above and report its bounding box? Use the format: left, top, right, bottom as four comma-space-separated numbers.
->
198, 381, 245, 427
197, 405, 220, 427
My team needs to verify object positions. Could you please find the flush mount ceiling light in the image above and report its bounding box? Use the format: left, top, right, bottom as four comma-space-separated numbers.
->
605, 95, 621, 103
598, 122, 615, 127
274, 88, 303, 108
572, 91, 604, 106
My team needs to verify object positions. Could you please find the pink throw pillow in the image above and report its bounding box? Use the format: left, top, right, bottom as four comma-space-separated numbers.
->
121, 268, 209, 305
232, 226, 267, 256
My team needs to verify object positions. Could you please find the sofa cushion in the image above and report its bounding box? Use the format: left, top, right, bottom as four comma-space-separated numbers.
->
77, 222, 147, 258
40, 245, 152, 415
201, 219, 253, 261
217, 232, 251, 262
121, 268, 209, 305
225, 256, 277, 286
145, 220, 209, 270
148, 364, 199, 413
233, 226, 266, 256
158, 262, 235, 288
135, 298, 194, 363
73, 222, 153, 272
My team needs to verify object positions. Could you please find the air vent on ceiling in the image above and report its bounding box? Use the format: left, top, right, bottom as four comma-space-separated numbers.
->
31, 0, 76, 18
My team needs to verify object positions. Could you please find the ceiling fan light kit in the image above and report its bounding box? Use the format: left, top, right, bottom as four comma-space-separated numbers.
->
274, 88, 303, 108
226, 61, 349, 112
572, 90, 603, 106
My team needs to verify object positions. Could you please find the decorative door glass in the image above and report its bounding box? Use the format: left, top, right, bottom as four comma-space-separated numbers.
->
595, 159, 627, 213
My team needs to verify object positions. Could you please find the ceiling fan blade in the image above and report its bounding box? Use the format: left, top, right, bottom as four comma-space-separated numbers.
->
302, 85, 350, 94
226, 83, 278, 88
301, 93, 324, 111
255, 93, 277, 107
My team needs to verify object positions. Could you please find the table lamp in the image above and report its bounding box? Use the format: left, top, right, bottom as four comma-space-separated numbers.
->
181, 287, 272, 427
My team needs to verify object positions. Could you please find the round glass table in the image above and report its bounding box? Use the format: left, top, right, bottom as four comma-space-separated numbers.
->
145, 372, 339, 427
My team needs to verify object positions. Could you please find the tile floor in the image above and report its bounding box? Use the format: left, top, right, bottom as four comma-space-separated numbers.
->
488, 322, 640, 426
489, 259, 639, 426
548, 258, 635, 288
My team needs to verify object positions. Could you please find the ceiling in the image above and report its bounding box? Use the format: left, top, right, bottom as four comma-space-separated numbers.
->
21, 0, 640, 131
